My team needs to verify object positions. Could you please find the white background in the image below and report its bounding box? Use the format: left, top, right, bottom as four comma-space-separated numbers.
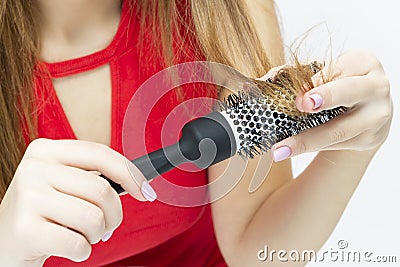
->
276, 1, 400, 266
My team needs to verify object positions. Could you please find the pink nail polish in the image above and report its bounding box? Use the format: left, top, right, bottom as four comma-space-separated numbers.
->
309, 94, 323, 109
273, 146, 292, 162
141, 181, 157, 202
101, 231, 113, 242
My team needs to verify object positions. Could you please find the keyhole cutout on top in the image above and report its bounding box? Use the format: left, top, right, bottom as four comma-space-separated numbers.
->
52, 64, 112, 146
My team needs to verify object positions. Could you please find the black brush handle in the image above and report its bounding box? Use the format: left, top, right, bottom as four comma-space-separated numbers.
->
103, 111, 237, 194
102, 142, 184, 194
133, 143, 183, 179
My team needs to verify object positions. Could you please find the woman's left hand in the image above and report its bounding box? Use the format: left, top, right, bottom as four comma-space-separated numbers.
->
271, 50, 393, 162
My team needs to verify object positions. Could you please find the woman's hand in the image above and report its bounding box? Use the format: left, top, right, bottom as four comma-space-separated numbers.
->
0, 139, 156, 266
271, 50, 393, 161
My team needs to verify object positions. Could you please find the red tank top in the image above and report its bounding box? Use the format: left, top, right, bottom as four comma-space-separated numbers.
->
36, 1, 227, 266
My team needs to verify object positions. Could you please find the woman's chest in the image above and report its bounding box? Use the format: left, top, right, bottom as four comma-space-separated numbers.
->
52, 64, 113, 146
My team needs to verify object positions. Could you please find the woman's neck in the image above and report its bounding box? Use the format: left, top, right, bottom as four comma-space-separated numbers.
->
38, 0, 122, 62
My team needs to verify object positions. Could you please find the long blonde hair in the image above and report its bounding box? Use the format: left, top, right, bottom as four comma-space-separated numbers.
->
0, 0, 278, 198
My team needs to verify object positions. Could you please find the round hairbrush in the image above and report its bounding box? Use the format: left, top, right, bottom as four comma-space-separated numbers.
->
104, 62, 347, 194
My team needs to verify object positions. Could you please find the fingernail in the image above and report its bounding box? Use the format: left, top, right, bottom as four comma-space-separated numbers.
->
101, 231, 113, 242
141, 181, 157, 202
273, 146, 292, 162
309, 93, 323, 109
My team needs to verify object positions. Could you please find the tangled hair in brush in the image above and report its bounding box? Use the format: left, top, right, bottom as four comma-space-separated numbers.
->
213, 60, 332, 119
216, 62, 347, 159
251, 61, 326, 117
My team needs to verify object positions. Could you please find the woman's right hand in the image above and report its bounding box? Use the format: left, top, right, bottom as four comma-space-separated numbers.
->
0, 138, 156, 266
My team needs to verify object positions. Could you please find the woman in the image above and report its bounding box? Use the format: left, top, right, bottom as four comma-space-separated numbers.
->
0, 0, 392, 266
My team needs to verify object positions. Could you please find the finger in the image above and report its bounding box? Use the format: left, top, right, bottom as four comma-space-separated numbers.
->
24, 139, 152, 200
35, 220, 91, 262
257, 65, 287, 81
297, 75, 374, 113
45, 164, 124, 231
311, 50, 380, 87
272, 110, 370, 160
36, 187, 106, 244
